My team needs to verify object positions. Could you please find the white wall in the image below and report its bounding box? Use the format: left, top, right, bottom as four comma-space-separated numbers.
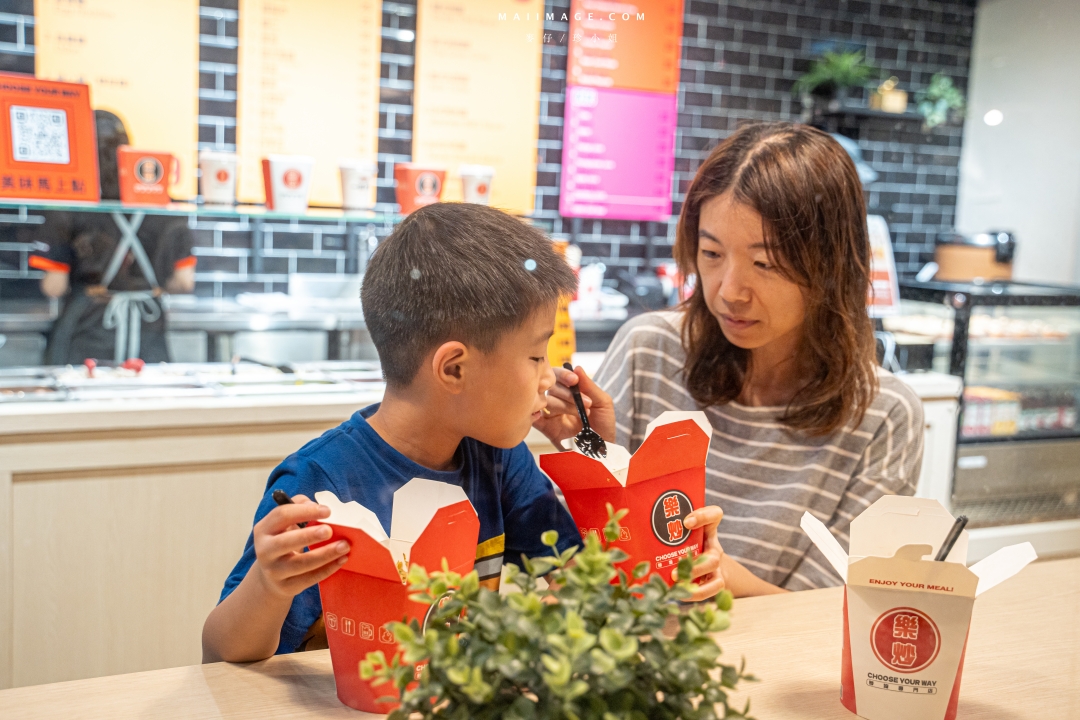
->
955, 0, 1080, 284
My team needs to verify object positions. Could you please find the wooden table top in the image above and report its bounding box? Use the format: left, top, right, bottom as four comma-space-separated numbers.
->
2, 556, 1076, 719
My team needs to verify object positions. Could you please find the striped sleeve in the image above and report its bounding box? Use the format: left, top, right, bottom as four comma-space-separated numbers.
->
785, 378, 925, 590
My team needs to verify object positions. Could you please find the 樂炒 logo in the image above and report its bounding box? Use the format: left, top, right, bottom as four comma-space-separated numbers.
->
651, 490, 692, 546
282, 168, 303, 189
871, 607, 941, 673
135, 157, 163, 185
415, 171, 441, 197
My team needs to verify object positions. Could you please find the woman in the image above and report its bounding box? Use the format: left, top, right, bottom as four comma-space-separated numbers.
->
537, 122, 923, 595
28, 110, 196, 365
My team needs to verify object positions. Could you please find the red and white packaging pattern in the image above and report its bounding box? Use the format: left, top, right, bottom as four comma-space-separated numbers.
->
802, 496, 1037, 720
261, 154, 314, 213
310, 479, 480, 714
540, 411, 710, 585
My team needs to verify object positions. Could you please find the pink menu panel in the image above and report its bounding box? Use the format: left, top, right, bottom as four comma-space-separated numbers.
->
559, 85, 677, 222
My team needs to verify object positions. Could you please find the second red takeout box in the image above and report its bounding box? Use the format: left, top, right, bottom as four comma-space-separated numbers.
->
311, 479, 480, 714
540, 411, 711, 584
801, 496, 1037, 720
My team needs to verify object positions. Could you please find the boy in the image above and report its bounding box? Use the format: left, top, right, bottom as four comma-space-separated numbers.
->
203, 203, 724, 663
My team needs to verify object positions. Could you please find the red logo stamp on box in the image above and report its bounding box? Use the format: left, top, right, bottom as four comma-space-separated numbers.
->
540, 411, 710, 586
871, 606, 941, 673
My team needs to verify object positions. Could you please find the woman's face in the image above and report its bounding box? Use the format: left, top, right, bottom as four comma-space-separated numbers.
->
696, 192, 806, 351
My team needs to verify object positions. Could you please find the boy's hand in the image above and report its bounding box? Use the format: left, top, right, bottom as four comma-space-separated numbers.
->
251, 494, 350, 599
675, 505, 726, 602
534, 364, 617, 446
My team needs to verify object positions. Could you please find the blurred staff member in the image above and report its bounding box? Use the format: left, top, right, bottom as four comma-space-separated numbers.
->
27, 111, 196, 365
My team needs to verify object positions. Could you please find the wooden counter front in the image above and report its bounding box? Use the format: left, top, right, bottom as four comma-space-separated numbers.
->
1, 556, 1075, 719
0, 391, 560, 689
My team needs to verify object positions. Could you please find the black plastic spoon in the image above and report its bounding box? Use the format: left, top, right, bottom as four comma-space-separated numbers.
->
563, 362, 607, 459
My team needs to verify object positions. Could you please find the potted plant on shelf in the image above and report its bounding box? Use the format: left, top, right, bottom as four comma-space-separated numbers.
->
362, 506, 756, 720
916, 73, 966, 131
793, 50, 876, 109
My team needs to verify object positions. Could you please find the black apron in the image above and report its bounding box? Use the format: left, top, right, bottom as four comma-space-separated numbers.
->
45, 216, 168, 366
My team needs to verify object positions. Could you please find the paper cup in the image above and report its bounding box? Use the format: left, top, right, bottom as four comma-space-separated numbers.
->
117, 146, 179, 205
261, 154, 315, 213
393, 163, 445, 214
339, 159, 378, 210
458, 164, 495, 205
199, 150, 237, 205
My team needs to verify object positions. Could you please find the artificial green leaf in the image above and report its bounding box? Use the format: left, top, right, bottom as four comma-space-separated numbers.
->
360, 505, 754, 719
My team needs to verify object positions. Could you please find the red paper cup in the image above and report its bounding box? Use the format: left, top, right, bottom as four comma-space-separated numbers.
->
393, 163, 445, 214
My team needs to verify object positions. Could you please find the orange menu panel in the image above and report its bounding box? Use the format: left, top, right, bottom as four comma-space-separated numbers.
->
0, 75, 99, 201
567, 0, 684, 94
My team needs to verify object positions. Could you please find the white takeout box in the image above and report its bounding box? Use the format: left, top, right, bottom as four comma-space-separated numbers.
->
802, 496, 1036, 720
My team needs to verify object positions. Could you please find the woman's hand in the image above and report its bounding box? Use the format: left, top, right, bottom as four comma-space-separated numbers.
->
676, 505, 727, 601
533, 365, 617, 447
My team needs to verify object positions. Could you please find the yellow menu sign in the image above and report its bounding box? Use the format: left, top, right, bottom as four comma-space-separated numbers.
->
414, 0, 544, 215
35, 0, 200, 199
236, 0, 382, 207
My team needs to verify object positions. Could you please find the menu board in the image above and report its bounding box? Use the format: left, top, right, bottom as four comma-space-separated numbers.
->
236, 0, 381, 207
413, 0, 544, 215
560, 0, 683, 221
35, 0, 201, 199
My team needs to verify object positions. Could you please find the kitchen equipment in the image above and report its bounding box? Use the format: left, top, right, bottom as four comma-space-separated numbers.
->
563, 361, 607, 459
934, 231, 1015, 282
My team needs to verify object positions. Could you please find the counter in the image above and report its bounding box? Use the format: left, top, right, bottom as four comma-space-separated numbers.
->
0, 555, 1074, 718
0, 367, 560, 690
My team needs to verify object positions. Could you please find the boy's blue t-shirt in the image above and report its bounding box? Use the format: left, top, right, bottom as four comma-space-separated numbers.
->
219, 403, 578, 654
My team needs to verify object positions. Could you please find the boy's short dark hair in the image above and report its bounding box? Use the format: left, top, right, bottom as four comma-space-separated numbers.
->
361, 203, 577, 388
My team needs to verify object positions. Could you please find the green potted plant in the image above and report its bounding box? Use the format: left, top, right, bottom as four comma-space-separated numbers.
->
793, 50, 876, 107
916, 73, 966, 131
361, 506, 756, 719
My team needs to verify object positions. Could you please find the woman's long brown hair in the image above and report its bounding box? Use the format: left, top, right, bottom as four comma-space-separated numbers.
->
674, 122, 878, 436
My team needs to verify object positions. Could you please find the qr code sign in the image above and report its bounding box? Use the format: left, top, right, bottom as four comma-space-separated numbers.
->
10, 106, 70, 164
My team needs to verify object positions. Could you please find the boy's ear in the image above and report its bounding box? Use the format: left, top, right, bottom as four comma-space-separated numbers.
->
430, 341, 469, 393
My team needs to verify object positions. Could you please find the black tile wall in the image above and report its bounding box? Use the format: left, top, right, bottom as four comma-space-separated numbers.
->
534, 0, 976, 276
0, 0, 976, 300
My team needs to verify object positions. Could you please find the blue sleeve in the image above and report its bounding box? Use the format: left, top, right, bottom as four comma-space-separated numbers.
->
499, 443, 580, 565
217, 454, 338, 655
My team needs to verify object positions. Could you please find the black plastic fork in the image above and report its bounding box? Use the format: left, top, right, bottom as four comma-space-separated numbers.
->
563, 362, 607, 459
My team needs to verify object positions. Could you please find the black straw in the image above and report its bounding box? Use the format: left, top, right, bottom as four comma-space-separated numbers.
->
934, 515, 968, 561
272, 489, 308, 528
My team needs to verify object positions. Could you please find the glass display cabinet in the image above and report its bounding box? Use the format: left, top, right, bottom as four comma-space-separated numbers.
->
887, 280, 1080, 538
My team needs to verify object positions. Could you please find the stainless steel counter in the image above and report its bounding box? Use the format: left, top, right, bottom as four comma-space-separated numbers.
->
0, 298, 628, 362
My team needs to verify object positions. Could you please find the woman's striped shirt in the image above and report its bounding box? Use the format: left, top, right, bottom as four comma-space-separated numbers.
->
592, 310, 924, 590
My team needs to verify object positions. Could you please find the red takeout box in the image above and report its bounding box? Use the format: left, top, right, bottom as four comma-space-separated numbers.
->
540, 411, 711, 585
311, 479, 480, 714
802, 496, 1037, 720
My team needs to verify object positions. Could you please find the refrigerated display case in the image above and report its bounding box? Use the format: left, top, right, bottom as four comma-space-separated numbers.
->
888, 279, 1080, 559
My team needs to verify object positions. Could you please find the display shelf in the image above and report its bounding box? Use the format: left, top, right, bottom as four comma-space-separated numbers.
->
900, 279, 1080, 307
0, 198, 400, 224
958, 428, 1080, 444
821, 104, 923, 121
